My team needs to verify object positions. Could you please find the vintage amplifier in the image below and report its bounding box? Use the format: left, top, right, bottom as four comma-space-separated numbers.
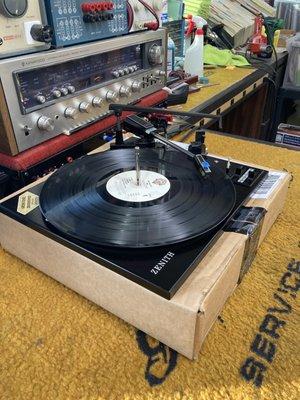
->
44, 0, 128, 47
0, 0, 51, 59
0, 29, 167, 156
128, 0, 168, 32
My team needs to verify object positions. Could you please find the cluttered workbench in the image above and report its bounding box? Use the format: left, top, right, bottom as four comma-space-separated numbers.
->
169, 52, 288, 142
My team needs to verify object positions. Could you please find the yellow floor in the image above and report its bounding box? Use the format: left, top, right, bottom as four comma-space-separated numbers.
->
0, 132, 299, 400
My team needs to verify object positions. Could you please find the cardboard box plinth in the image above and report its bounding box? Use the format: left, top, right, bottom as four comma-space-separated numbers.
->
0, 162, 290, 359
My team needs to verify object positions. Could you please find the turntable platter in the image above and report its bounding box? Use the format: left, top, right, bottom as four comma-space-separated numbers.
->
39, 148, 236, 248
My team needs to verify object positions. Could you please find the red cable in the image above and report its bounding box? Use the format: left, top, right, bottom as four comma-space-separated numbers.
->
127, 0, 134, 30
137, 0, 159, 30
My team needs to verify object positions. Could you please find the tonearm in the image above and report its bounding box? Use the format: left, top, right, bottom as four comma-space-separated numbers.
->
109, 103, 223, 177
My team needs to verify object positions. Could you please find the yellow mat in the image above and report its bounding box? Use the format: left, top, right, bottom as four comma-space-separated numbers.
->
0, 133, 299, 400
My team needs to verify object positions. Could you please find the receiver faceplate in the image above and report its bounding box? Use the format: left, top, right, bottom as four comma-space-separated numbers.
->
0, 29, 167, 155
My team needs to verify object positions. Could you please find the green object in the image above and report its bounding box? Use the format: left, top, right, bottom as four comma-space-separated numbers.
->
184, 0, 211, 20
203, 45, 250, 67
264, 17, 285, 45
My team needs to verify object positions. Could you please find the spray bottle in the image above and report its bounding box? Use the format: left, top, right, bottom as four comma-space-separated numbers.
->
184, 15, 207, 55
184, 28, 204, 80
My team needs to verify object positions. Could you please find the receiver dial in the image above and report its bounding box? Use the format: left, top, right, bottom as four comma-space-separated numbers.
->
106, 90, 119, 103
37, 116, 55, 132
148, 44, 163, 66
0, 0, 28, 17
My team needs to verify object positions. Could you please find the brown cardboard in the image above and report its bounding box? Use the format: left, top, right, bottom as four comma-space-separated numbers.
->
0, 160, 290, 359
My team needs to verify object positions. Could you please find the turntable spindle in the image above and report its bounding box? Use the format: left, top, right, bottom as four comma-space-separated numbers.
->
135, 147, 141, 186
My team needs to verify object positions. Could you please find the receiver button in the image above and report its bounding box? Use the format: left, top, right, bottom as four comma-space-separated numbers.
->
60, 87, 69, 96
67, 85, 76, 94
35, 95, 46, 104
52, 89, 61, 99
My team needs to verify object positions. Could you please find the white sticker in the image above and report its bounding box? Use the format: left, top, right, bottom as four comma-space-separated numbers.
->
106, 170, 171, 203
250, 172, 285, 199
17, 191, 39, 215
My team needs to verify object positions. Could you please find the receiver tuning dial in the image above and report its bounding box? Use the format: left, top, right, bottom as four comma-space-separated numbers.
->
37, 116, 55, 132
106, 90, 119, 103
148, 44, 163, 65
119, 85, 131, 97
0, 0, 28, 17
131, 81, 143, 93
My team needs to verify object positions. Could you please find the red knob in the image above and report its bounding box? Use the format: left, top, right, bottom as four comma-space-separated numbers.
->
95, 2, 103, 11
102, 2, 109, 11
81, 2, 96, 12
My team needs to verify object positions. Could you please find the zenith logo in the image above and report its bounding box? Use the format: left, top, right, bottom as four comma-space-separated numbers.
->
150, 252, 175, 275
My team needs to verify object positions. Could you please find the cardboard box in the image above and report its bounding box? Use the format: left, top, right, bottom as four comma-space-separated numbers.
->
0, 157, 290, 359
276, 124, 300, 149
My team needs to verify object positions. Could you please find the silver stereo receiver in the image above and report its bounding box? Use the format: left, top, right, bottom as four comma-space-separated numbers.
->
0, 29, 167, 155
0, 0, 51, 59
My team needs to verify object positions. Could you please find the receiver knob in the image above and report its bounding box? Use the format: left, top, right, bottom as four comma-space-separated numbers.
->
119, 85, 131, 97
79, 102, 90, 113
148, 44, 163, 65
106, 90, 119, 103
52, 89, 61, 99
60, 87, 69, 96
155, 70, 166, 77
92, 97, 104, 108
37, 116, 55, 132
35, 95, 46, 104
67, 85, 76, 94
64, 107, 78, 119
131, 81, 143, 93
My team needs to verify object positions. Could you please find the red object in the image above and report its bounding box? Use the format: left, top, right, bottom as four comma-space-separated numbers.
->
144, 21, 159, 31
196, 28, 203, 35
149, 113, 173, 123
81, 2, 113, 12
81, 3, 97, 12
185, 17, 195, 38
0, 90, 168, 172
248, 16, 272, 57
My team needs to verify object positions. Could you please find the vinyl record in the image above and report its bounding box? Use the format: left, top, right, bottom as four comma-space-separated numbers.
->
39, 148, 236, 248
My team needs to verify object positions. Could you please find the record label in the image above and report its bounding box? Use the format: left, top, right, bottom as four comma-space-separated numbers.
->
106, 170, 171, 203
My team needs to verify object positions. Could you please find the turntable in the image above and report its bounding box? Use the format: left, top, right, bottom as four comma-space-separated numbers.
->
0, 108, 268, 299
0, 106, 289, 358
